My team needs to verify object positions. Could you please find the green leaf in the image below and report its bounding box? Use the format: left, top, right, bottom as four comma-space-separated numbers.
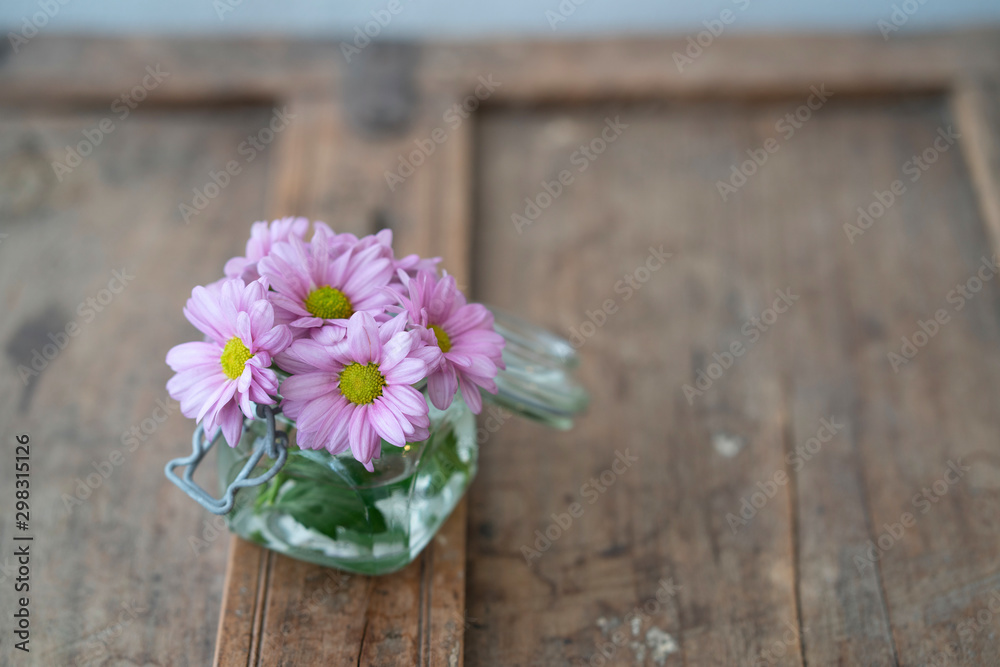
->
421, 427, 468, 498
271, 480, 387, 539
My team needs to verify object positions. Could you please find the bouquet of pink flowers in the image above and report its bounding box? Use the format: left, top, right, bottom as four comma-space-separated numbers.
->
165, 217, 505, 471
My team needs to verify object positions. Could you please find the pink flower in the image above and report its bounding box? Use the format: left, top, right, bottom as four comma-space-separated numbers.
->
166, 278, 293, 447
393, 270, 504, 414
258, 233, 396, 333
394, 252, 442, 280
314, 226, 441, 283
279, 312, 431, 470
359, 229, 441, 280
224, 217, 310, 282
310, 222, 368, 258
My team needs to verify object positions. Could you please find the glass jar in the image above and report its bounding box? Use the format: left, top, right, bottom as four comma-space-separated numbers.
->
175, 307, 588, 575
216, 394, 477, 575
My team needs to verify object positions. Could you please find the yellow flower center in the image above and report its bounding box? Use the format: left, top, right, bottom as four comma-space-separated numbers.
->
339, 362, 386, 405
305, 285, 353, 320
220, 337, 253, 380
430, 324, 452, 353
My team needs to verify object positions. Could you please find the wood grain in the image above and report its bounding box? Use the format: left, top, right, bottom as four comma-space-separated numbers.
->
213, 95, 474, 666
755, 100, 901, 666
467, 92, 1000, 665
833, 101, 1000, 666
953, 82, 1000, 254
4, 32, 1000, 105
2, 31, 1000, 667
469, 102, 803, 666
0, 107, 276, 666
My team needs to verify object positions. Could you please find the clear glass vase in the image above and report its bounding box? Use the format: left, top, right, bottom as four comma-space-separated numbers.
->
215, 394, 477, 575
202, 307, 588, 575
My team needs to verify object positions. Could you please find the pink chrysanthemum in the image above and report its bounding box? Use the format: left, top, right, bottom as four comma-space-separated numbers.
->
393, 270, 504, 414
310, 221, 366, 258
279, 312, 431, 470
224, 217, 310, 282
358, 229, 441, 280
258, 233, 396, 333
314, 226, 441, 283
166, 278, 293, 447
394, 251, 442, 280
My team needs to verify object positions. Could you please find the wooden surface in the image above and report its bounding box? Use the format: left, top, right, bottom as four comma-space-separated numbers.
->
0, 108, 275, 664
212, 99, 473, 667
0, 31, 999, 666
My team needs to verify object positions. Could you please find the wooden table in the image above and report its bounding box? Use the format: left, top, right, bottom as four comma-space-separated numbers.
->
1, 31, 1000, 666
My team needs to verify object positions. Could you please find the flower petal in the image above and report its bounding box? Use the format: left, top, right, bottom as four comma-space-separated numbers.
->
379, 329, 413, 371
280, 371, 339, 401
348, 405, 379, 471
370, 400, 405, 447
384, 357, 427, 386
427, 365, 457, 410
458, 373, 483, 414
346, 312, 381, 364
383, 384, 429, 417
218, 402, 245, 448
166, 341, 221, 370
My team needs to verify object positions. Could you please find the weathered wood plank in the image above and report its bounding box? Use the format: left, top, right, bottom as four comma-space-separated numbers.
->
835, 99, 1000, 666
3, 33, 1000, 667
0, 107, 276, 666
381, 93, 477, 667
467, 103, 803, 665
761, 99, 910, 666
4, 33, 1000, 106
213, 536, 271, 666
953, 83, 1000, 253
214, 95, 472, 666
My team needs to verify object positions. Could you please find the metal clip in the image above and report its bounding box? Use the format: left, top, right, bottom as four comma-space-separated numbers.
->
164, 404, 288, 515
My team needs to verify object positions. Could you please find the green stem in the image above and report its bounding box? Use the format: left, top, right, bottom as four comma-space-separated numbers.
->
254, 471, 287, 510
